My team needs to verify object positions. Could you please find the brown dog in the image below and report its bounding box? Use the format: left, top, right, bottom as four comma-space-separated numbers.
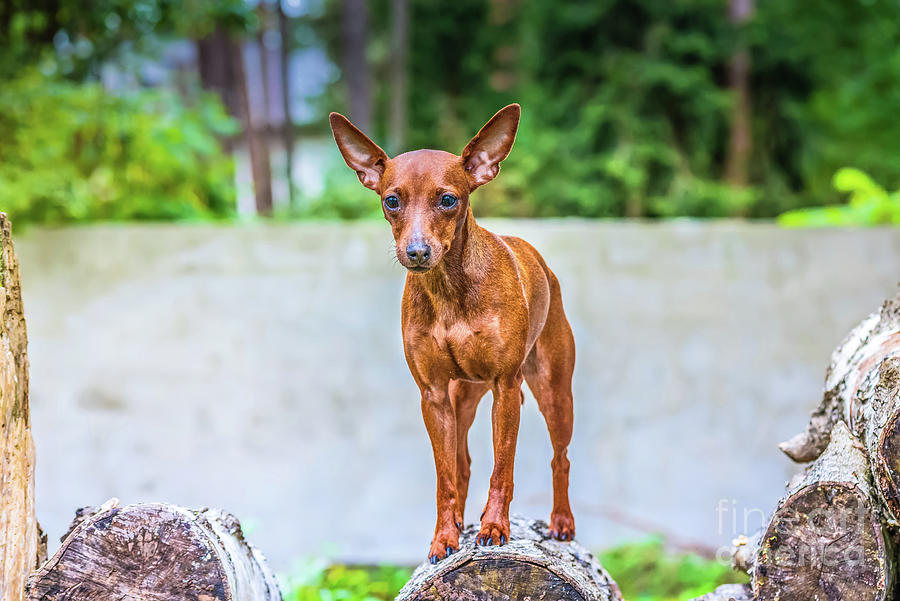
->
330, 104, 576, 563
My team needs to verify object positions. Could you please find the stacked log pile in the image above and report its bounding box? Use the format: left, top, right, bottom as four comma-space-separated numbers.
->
734, 289, 900, 600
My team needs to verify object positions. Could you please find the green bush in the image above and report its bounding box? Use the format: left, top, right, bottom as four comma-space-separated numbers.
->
280, 560, 412, 601
308, 0, 900, 221
0, 72, 239, 225
779, 167, 900, 227
599, 537, 747, 601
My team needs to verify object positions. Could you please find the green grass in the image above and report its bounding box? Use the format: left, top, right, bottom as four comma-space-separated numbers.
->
278, 537, 747, 601
279, 559, 412, 601
598, 537, 747, 601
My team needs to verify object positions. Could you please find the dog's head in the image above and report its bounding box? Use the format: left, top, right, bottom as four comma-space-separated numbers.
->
329, 104, 520, 273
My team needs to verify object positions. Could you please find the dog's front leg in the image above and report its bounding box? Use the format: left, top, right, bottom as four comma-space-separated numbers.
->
421, 383, 460, 563
477, 371, 523, 546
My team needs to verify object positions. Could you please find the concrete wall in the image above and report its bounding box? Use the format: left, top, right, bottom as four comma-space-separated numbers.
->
15, 221, 900, 570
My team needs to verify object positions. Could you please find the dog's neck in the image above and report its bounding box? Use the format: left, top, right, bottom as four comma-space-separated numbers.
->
415, 205, 490, 304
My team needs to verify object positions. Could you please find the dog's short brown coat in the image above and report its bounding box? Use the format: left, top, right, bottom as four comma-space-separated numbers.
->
330, 104, 576, 563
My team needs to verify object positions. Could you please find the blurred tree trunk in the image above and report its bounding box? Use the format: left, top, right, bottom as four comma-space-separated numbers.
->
724, 0, 754, 189
197, 31, 274, 216
257, 5, 273, 128
489, 0, 520, 93
279, 3, 296, 209
343, 0, 372, 132
232, 39, 274, 216
388, 0, 409, 155
197, 30, 240, 138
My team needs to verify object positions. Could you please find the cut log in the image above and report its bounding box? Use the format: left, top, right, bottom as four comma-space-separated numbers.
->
0, 213, 45, 601
754, 422, 895, 601
687, 583, 753, 601
395, 515, 622, 601
780, 289, 900, 463
855, 356, 900, 523
25, 500, 282, 601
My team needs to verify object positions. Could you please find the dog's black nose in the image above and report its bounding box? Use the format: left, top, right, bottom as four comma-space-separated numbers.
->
406, 242, 431, 264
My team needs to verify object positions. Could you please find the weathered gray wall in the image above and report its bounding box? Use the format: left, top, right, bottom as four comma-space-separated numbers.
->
15, 221, 900, 569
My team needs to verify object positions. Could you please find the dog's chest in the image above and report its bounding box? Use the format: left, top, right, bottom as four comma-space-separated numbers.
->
431, 316, 499, 347
427, 316, 503, 379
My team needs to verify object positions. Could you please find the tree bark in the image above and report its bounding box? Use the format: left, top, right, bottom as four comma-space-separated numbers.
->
687, 584, 753, 601
395, 515, 623, 601
0, 213, 46, 601
25, 500, 281, 601
342, 0, 372, 132
851, 356, 900, 523
751, 422, 895, 601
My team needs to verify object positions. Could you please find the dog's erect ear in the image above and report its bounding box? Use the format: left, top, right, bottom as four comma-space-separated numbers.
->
329, 112, 389, 192
461, 104, 520, 190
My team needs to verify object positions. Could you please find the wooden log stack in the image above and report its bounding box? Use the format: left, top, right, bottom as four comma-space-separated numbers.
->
0, 214, 46, 601
25, 500, 282, 601
731, 288, 900, 601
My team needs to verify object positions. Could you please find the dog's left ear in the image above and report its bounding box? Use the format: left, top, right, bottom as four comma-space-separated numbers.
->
461, 104, 520, 190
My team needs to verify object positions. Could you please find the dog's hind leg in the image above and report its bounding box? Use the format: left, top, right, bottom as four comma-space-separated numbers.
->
523, 270, 576, 541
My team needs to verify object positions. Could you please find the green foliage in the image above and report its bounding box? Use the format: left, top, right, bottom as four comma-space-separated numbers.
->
278, 539, 744, 601
599, 537, 747, 601
748, 0, 900, 212
0, 72, 239, 224
309, 0, 900, 222
6, 0, 900, 223
0, 0, 256, 80
506, 0, 740, 218
280, 560, 412, 601
779, 168, 900, 227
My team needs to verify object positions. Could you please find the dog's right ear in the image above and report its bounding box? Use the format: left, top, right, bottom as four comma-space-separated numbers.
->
329, 113, 389, 192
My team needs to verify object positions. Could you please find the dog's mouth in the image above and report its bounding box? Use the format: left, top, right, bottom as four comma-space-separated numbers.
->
406, 265, 431, 273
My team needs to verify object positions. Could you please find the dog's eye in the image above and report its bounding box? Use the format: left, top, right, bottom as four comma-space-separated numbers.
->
440, 194, 458, 208
384, 195, 400, 210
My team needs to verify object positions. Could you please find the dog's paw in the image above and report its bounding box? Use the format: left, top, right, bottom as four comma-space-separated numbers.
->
427, 530, 459, 564
548, 511, 575, 541
475, 519, 509, 547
